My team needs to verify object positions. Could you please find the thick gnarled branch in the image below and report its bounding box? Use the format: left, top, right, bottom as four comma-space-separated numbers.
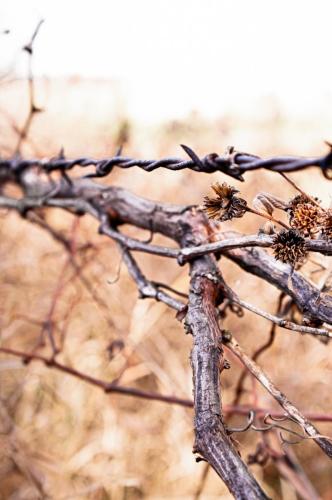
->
187, 262, 268, 499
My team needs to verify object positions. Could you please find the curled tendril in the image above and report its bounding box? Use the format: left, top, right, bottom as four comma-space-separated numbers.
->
227, 411, 255, 434
229, 303, 244, 317
227, 411, 332, 449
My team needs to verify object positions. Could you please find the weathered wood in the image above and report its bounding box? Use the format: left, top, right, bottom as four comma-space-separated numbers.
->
187, 261, 269, 499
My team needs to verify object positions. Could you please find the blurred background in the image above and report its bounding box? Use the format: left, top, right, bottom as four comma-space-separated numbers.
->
1, 1, 332, 498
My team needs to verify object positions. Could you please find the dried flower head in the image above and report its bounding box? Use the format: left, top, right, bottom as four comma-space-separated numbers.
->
289, 203, 322, 237
272, 229, 307, 266
320, 209, 332, 240
287, 195, 322, 237
203, 182, 247, 221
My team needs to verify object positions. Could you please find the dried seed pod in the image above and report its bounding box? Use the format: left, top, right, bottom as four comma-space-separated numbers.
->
252, 194, 274, 216
203, 182, 247, 221
272, 229, 307, 266
252, 192, 288, 215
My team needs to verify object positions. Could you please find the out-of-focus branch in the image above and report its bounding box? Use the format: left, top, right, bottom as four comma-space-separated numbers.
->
249, 434, 320, 500
0, 346, 193, 407
15, 19, 44, 154
2, 345, 332, 423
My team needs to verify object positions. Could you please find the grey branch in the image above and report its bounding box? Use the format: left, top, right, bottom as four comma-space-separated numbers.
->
230, 296, 332, 338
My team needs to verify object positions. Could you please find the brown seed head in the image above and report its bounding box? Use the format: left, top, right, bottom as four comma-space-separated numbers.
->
203, 182, 247, 221
289, 202, 323, 237
272, 229, 307, 266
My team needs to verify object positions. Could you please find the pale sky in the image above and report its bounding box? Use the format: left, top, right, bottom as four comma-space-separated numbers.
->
1, 0, 332, 122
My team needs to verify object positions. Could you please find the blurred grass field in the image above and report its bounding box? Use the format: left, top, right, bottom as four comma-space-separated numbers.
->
1, 77, 332, 499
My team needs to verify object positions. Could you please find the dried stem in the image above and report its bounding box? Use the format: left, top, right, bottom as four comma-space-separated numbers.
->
15, 19, 44, 154
231, 296, 331, 338
246, 205, 289, 229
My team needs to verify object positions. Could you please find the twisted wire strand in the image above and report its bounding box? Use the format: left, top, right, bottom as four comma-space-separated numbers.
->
1, 144, 332, 181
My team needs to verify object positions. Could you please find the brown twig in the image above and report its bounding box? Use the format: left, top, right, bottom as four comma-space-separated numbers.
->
246, 205, 290, 229
15, 19, 44, 154
279, 172, 324, 209
2, 345, 332, 427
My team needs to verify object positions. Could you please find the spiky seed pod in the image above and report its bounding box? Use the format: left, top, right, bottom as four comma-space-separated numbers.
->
203, 182, 247, 221
320, 209, 332, 240
289, 202, 323, 237
272, 229, 307, 266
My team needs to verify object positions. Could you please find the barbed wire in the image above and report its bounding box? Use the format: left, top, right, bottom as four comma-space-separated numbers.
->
1, 144, 332, 181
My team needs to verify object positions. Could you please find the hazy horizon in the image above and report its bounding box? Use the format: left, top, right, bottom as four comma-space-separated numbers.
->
1, 0, 332, 123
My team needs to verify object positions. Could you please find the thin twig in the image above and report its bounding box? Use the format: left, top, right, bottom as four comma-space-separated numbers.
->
246, 205, 289, 230
232, 294, 284, 408
279, 172, 323, 209
225, 334, 332, 459
231, 296, 331, 338
15, 19, 44, 154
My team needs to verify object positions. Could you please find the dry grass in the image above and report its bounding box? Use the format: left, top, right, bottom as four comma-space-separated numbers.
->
1, 78, 332, 499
